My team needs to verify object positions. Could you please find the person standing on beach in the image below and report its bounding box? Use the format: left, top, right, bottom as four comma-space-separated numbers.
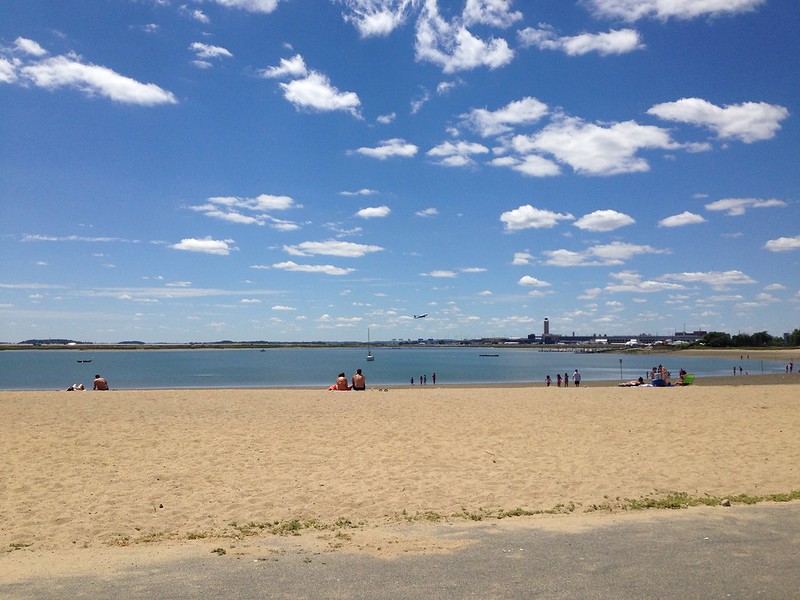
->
546, 375, 551, 387
556, 373, 562, 387
563, 372, 569, 387
93, 374, 109, 390
432, 372, 436, 385
573, 369, 581, 387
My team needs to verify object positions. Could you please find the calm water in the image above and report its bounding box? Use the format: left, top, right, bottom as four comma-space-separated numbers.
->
0, 347, 784, 390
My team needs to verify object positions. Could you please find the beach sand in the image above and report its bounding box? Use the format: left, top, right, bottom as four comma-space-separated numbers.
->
2, 376, 799, 582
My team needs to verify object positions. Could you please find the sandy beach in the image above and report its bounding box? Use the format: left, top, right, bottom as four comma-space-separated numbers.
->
2, 374, 799, 583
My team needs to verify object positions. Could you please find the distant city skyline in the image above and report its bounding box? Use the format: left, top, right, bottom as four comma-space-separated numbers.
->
1, 0, 798, 344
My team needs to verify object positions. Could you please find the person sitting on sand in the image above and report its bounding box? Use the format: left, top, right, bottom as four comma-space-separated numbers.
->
328, 372, 351, 391
93, 374, 109, 390
351, 368, 366, 391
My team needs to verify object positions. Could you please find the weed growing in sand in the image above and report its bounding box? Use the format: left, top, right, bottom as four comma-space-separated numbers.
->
227, 518, 330, 538
7, 542, 32, 553
585, 490, 800, 513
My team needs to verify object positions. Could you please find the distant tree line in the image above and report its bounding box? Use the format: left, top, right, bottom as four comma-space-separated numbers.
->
698, 329, 800, 348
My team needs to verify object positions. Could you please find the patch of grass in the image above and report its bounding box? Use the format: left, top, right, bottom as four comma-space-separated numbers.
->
211, 547, 226, 556
7, 542, 32, 553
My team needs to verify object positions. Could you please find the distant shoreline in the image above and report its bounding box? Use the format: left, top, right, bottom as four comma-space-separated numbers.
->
2, 343, 798, 359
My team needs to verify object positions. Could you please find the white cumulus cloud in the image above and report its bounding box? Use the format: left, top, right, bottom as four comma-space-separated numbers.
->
500, 205, 574, 231
574, 210, 635, 232
512, 116, 679, 176
356, 205, 391, 218
171, 237, 235, 255
259, 54, 308, 79
280, 71, 361, 117
764, 235, 800, 252
354, 138, 418, 160
658, 211, 706, 227
415, 0, 514, 73
647, 98, 789, 143
518, 275, 550, 287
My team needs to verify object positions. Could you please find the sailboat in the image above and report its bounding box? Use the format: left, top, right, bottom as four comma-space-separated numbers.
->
366, 328, 375, 361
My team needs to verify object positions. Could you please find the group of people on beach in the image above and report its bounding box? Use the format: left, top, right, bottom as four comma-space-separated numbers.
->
328, 369, 366, 391
410, 373, 435, 385
66, 374, 109, 391
329, 370, 439, 390
545, 369, 581, 387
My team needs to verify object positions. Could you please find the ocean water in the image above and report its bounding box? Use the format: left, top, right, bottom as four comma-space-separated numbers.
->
0, 347, 784, 390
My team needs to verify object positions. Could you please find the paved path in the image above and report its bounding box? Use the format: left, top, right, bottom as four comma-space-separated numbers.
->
4, 503, 799, 599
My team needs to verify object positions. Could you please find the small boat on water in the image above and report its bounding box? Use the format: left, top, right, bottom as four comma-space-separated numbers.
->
366, 329, 375, 361
479, 354, 499, 357
77, 359, 92, 363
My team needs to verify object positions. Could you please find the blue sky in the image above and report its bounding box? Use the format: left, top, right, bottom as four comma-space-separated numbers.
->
1, 0, 798, 343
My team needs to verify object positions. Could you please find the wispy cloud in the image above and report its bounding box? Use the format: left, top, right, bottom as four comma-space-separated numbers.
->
273, 261, 355, 275
543, 242, 668, 267
427, 140, 489, 167
460, 97, 549, 137
209, 0, 282, 14
2, 41, 177, 105
415, 207, 439, 217
189, 194, 299, 229
189, 42, 233, 68
337, 0, 416, 37
283, 240, 383, 257
705, 197, 787, 216
585, 0, 767, 21
518, 26, 644, 56
661, 270, 757, 290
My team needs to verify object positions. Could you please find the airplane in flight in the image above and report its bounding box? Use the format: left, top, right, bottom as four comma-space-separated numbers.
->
413, 313, 428, 319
